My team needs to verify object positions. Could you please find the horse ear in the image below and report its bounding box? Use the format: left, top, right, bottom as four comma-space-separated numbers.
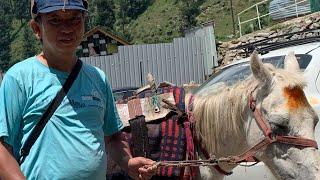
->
284, 52, 300, 72
250, 51, 272, 90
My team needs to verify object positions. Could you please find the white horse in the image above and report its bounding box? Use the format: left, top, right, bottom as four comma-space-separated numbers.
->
191, 52, 320, 180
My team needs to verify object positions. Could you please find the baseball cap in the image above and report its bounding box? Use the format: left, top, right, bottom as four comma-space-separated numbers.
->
31, 0, 88, 18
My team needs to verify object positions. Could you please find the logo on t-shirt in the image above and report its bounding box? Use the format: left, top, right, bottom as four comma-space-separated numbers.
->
72, 90, 103, 109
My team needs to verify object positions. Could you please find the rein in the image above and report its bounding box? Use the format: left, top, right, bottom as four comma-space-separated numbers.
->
237, 93, 319, 163
156, 89, 318, 176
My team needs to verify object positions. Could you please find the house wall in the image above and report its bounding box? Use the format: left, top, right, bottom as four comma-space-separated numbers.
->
0, 26, 218, 90
81, 27, 217, 89
270, 0, 311, 20
78, 31, 124, 57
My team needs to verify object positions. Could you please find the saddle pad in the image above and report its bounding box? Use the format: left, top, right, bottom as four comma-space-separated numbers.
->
116, 92, 176, 127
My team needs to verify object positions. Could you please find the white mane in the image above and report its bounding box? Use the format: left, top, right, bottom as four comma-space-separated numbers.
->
193, 64, 305, 154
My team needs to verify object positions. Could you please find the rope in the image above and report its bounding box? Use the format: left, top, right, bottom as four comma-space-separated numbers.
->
62, 0, 68, 11
154, 156, 239, 168
238, 162, 259, 167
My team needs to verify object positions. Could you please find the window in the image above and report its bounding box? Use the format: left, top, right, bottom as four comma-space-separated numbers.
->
107, 43, 118, 55
195, 54, 312, 94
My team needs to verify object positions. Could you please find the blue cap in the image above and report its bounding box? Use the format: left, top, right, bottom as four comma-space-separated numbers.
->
31, 0, 88, 18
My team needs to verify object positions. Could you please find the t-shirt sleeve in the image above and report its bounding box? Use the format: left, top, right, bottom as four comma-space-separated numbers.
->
103, 76, 123, 136
0, 74, 25, 147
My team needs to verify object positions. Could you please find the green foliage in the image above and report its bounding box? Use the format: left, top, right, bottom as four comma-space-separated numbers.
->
0, 0, 284, 72
88, 0, 116, 30
243, 23, 254, 34
115, 0, 152, 40
10, 21, 41, 67
0, 1, 13, 71
123, 0, 185, 44
119, 0, 151, 19
179, 0, 204, 29
9, 0, 30, 20
0, 0, 35, 71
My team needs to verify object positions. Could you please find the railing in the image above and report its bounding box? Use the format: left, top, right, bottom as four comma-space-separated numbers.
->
238, 0, 311, 37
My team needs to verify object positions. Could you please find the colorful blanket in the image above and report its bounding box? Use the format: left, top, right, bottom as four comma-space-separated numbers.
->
112, 86, 187, 178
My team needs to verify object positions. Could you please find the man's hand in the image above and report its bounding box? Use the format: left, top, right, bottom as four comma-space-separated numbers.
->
127, 157, 157, 180
105, 133, 157, 179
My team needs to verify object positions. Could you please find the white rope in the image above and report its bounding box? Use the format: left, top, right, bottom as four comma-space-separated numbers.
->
62, 0, 68, 11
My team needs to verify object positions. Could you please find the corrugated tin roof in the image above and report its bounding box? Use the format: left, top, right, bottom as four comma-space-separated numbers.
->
269, 0, 311, 20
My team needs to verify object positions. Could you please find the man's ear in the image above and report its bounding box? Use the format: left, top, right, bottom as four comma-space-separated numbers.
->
30, 19, 41, 40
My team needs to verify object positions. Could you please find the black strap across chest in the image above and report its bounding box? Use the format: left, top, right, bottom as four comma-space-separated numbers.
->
19, 60, 82, 165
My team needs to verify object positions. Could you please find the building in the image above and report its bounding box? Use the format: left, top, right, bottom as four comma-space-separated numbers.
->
77, 26, 130, 57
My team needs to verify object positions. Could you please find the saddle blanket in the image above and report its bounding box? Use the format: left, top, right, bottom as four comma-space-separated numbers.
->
116, 92, 176, 127
113, 86, 188, 178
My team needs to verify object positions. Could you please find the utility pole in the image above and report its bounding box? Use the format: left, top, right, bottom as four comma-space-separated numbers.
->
230, 0, 236, 36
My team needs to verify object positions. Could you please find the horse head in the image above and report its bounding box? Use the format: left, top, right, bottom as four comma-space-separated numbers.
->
193, 51, 320, 179
247, 51, 320, 179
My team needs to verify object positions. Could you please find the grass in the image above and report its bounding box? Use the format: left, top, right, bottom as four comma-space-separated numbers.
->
126, 0, 185, 44
124, 0, 276, 43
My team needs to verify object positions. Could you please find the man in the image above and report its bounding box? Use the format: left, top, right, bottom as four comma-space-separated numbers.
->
0, 0, 156, 179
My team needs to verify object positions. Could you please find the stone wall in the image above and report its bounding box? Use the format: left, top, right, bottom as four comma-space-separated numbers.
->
216, 12, 320, 71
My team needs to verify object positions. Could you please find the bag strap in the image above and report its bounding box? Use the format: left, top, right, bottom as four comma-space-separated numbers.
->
19, 60, 83, 165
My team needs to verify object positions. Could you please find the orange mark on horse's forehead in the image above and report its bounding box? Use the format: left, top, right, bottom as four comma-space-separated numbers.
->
283, 86, 308, 110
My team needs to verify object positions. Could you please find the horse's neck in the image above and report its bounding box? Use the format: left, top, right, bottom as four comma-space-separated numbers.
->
193, 80, 258, 179
212, 81, 255, 155
196, 85, 252, 152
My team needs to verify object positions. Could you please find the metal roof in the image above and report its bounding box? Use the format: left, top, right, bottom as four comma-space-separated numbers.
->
269, 0, 311, 20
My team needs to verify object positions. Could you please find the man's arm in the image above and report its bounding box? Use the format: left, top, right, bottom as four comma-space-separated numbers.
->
105, 132, 156, 180
0, 138, 25, 180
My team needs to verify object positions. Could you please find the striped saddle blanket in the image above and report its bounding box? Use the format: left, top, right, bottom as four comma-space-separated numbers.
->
109, 86, 188, 178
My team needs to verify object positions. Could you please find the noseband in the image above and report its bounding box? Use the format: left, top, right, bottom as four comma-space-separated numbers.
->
189, 90, 318, 176
231, 93, 318, 163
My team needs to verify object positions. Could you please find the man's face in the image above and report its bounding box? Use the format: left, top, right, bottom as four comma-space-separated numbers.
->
37, 10, 85, 55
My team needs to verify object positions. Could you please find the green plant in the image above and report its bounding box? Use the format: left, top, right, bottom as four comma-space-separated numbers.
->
243, 23, 254, 34
270, 23, 290, 31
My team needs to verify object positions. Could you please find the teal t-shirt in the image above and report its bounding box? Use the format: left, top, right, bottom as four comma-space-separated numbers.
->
0, 57, 123, 180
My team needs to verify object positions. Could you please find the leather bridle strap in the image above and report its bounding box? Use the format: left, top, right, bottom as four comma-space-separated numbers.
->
185, 92, 318, 176
230, 94, 319, 163
227, 137, 273, 164
274, 135, 318, 148
187, 95, 233, 176
249, 95, 272, 137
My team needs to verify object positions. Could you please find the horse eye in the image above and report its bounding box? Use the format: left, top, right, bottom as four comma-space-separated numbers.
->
270, 122, 289, 134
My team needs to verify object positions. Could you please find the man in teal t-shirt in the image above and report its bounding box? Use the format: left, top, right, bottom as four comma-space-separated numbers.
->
0, 0, 156, 179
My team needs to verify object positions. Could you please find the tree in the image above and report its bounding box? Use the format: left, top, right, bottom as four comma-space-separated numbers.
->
22, 27, 40, 58
116, 0, 150, 38
9, 26, 40, 67
89, 0, 116, 29
119, 0, 150, 19
180, 0, 204, 30
8, 0, 30, 42
0, 1, 13, 72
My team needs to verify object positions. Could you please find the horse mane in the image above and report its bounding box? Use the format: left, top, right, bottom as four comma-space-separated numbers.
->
193, 64, 305, 154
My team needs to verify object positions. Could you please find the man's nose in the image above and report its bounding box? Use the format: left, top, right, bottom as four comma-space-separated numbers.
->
60, 22, 73, 33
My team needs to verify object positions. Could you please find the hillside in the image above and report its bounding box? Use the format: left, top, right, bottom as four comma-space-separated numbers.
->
124, 0, 185, 44
0, 0, 272, 71
124, 0, 263, 44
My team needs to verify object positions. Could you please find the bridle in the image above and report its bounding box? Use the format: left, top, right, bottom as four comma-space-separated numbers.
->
229, 91, 318, 164
188, 88, 318, 176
